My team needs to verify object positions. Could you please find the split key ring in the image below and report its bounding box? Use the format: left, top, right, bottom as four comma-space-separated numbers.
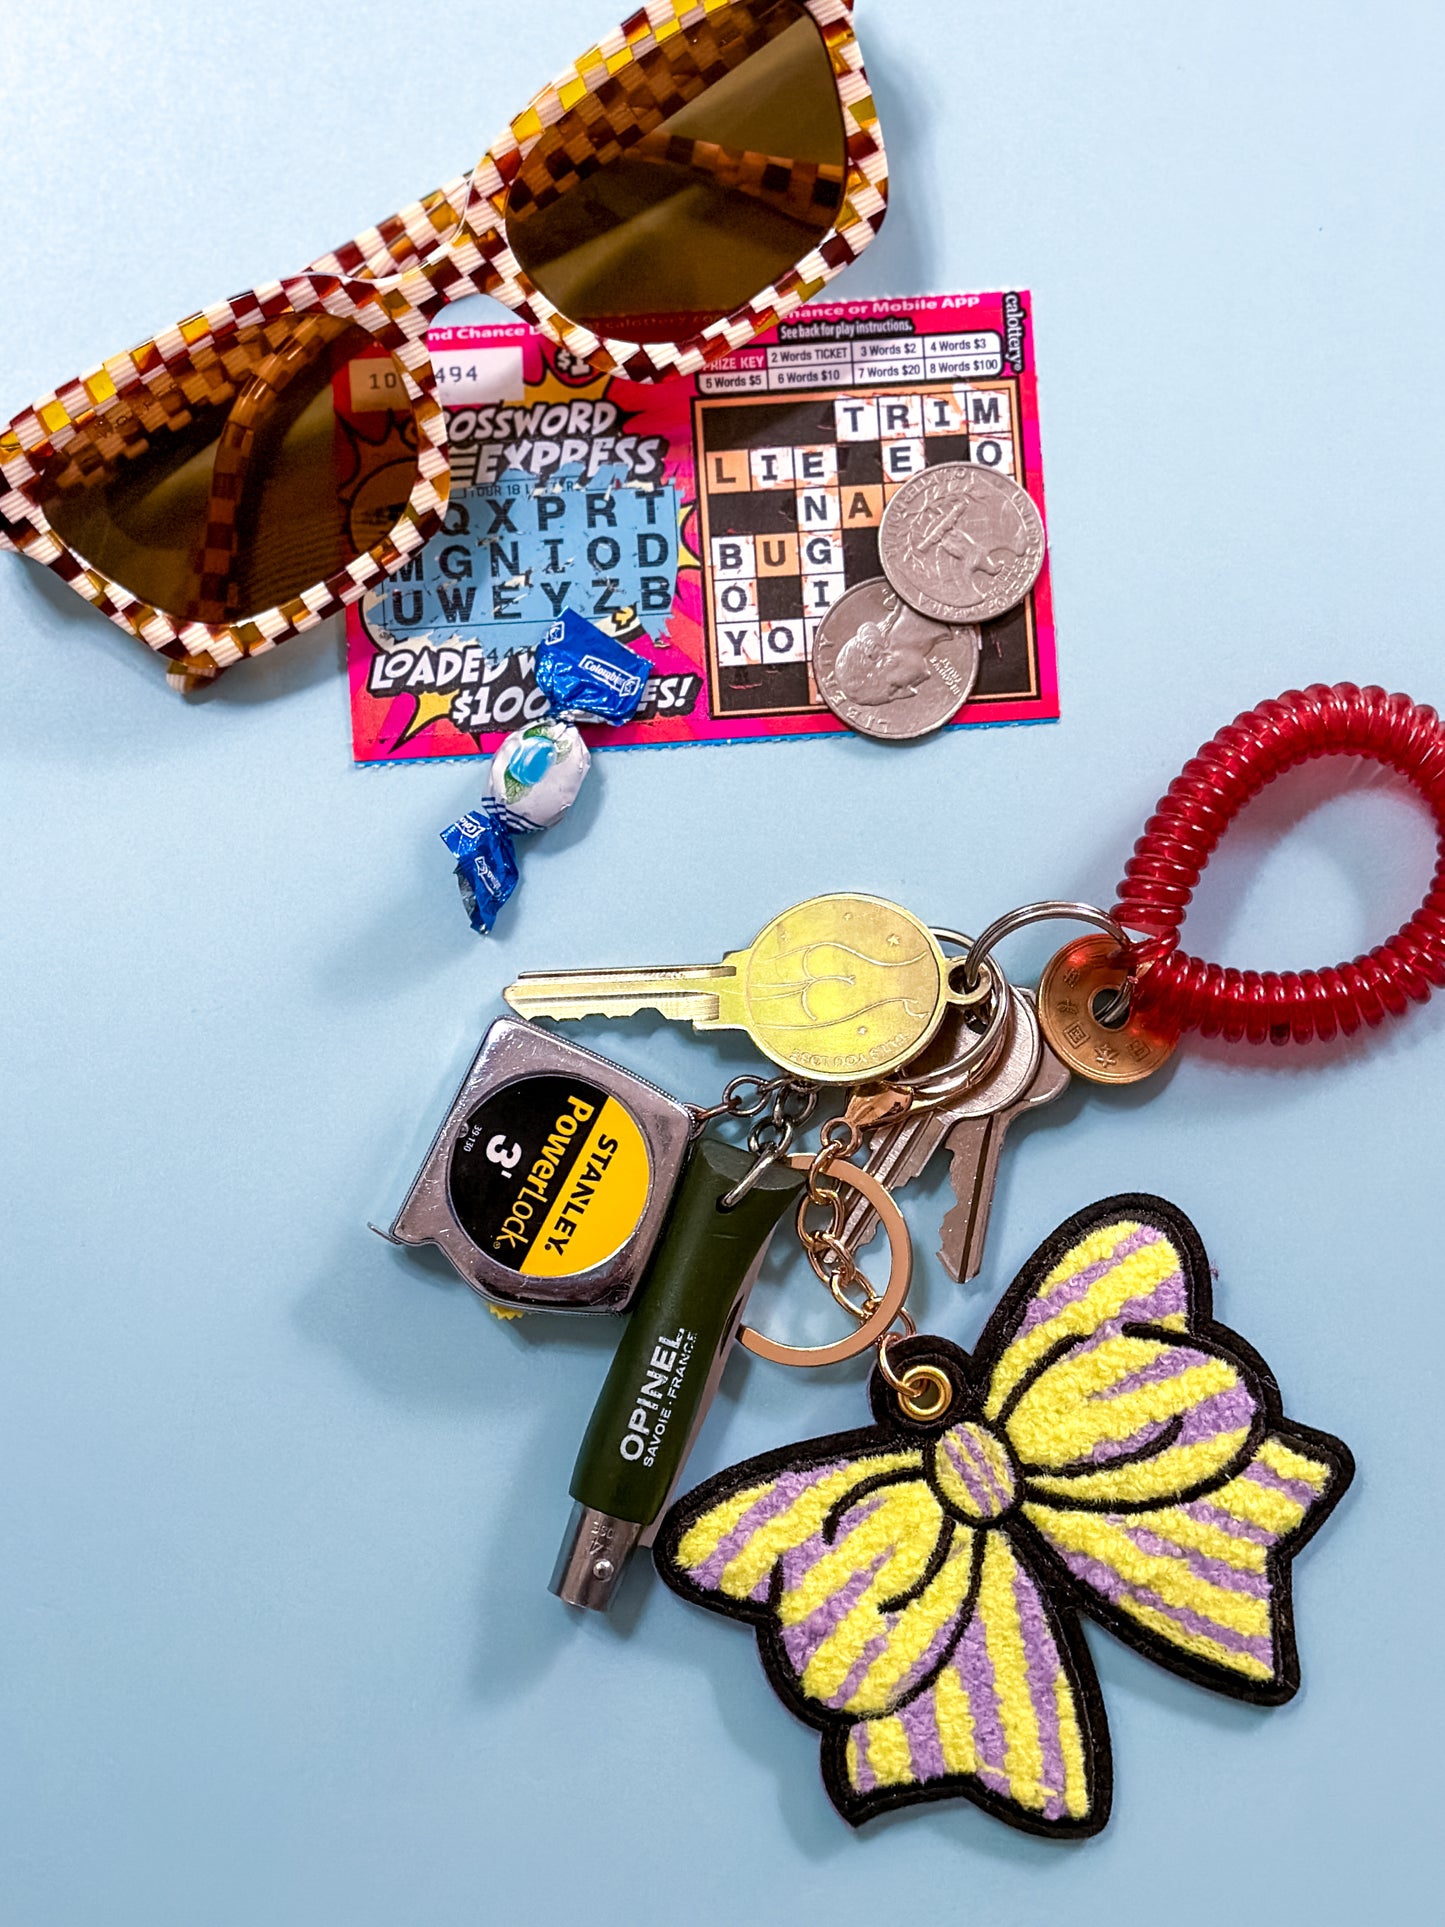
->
738, 1156, 913, 1368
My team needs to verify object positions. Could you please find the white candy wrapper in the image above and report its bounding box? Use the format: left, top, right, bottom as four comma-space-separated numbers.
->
488, 719, 592, 833
442, 612, 650, 933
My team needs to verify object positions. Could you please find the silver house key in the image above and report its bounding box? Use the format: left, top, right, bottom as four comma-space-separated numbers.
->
935, 1031, 1071, 1281
840, 988, 1070, 1283
840, 987, 1040, 1248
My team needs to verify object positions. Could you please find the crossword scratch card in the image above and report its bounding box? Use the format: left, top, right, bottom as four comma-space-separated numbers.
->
342, 293, 1055, 762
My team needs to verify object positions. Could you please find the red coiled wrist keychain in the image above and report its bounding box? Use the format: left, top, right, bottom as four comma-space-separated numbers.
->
1115, 681, 1445, 1047
957, 681, 1445, 1083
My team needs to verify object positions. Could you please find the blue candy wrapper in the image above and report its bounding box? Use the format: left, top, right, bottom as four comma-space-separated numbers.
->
441, 809, 521, 934
533, 611, 651, 725
442, 612, 651, 933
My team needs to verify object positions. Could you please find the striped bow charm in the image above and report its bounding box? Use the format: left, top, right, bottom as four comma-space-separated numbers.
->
654, 1194, 1352, 1835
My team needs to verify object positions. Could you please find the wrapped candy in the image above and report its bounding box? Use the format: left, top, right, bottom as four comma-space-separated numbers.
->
442, 612, 651, 933
490, 718, 593, 833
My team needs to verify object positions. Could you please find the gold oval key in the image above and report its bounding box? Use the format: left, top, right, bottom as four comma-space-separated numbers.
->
503, 893, 963, 1084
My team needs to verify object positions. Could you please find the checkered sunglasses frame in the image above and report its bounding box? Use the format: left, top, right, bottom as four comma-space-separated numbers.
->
0, 0, 887, 690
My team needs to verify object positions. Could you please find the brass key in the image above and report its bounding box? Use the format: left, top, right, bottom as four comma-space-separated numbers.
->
503, 893, 965, 1085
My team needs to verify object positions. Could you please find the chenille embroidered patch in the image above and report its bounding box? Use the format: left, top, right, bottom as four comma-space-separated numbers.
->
654, 1194, 1353, 1834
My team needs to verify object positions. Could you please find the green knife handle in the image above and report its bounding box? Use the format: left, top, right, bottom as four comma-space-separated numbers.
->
567, 1136, 804, 1527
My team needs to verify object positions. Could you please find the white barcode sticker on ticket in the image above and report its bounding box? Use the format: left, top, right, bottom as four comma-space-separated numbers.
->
432, 347, 526, 408
348, 347, 526, 414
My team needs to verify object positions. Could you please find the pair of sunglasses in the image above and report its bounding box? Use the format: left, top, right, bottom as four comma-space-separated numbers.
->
0, 0, 887, 692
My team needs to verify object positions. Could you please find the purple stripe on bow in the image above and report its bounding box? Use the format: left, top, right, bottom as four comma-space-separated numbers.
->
1009, 1271, 1194, 1410
1054, 1545, 1275, 1666
1181, 1496, 1277, 1548
1091, 1343, 1209, 1401
899, 1687, 948, 1782
777, 1488, 898, 1599
1060, 1384, 1253, 1479
1123, 1523, 1270, 1598
1011, 1557, 1070, 1820
1088, 1416, 1173, 1463
943, 1429, 1006, 1515
1018, 1225, 1167, 1336
688, 1461, 851, 1592
828, 1630, 893, 1711
952, 1574, 1013, 1799
1101, 1276, 1186, 1336
975, 1440, 1014, 1514
1244, 1457, 1323, 1509
781, 1550, 891, 1675
889, 1544, 978, 1704
1175, 1383, 1257, 1450
1016, 1270, 1187, 1384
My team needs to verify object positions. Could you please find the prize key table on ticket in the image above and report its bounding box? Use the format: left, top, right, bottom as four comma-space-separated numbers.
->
697, 331, 1008, 394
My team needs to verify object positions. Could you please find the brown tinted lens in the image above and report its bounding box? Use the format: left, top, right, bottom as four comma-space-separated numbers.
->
505, 0, 846, 343
38, 316, 406, 624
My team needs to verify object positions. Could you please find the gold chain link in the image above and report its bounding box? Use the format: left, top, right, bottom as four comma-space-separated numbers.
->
794, 1119, 872, 1314
794, 1116, 940, 1412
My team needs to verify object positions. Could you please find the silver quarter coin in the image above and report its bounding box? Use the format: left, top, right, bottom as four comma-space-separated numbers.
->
878, 462, 1046, 624
814, 577, 981, 741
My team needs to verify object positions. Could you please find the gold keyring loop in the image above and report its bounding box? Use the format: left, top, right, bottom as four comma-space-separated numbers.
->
876, 1336, 953, 1420
739, 1156, 913, 1368
898, 1364, 953, 1421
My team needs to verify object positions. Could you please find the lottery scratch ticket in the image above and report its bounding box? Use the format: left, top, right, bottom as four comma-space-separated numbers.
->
342, 293, 1055, 762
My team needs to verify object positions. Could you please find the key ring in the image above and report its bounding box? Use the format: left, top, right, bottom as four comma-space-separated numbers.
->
737, 1155, 913, 1367
958, 902, 1137, 1028
882, 930, 1013, 1096
841, 941, 1015, 1128
717, 1080, 820, 1209
959, 901, 1134, 993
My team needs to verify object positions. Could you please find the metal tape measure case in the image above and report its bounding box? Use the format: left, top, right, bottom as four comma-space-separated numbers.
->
389, 1019, 694, 1312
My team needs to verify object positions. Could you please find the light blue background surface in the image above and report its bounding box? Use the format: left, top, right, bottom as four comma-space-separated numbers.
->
3, 3, 1443, 1921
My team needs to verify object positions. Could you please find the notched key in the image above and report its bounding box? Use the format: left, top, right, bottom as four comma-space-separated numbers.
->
937, 1037, 1071, 1283
504, 892, 969, 1085
840, 989, 1043, 1256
